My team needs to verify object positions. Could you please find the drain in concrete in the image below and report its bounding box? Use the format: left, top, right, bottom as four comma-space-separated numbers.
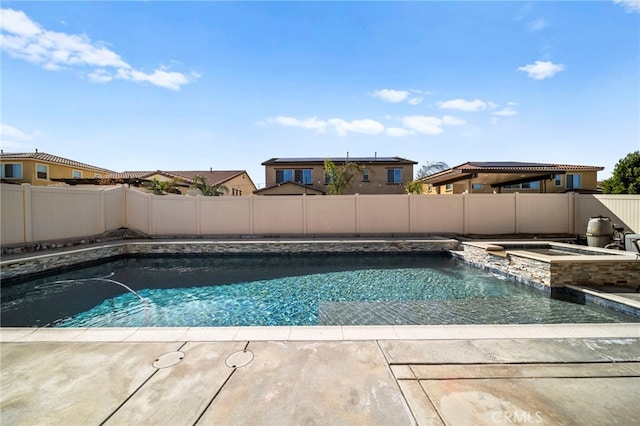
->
225, 350, 254, 368
153, 351, 185, 369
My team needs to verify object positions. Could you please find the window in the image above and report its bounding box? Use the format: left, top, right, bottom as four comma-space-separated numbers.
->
1, 163, 23, 179
387, 168, 402, 184
36, 164, 48, 180
566, 174, 581, 189
554, 174, 562, 187
472, 183, 484, 190
503, 181, 539, 190
275, 169, 293, 183
362, 169, 369, 182
231, 188, 242, 196
445, 184, 453, 191
72, 170, 82, 178
427, 184, 433, 192
94, 173, 102, 178
294, 169, 312, 184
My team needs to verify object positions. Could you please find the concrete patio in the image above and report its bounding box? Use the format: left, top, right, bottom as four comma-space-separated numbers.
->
1, 324, 639, 425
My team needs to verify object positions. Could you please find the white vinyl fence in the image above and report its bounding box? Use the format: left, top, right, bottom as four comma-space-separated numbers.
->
2, 183, 639, 245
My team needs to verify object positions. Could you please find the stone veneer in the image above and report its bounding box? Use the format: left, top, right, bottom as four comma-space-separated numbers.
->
455, 242, 640, 291
1, 239, 459, 281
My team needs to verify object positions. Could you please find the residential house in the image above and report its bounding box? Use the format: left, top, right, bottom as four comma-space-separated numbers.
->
255, 156, 418, 195
0, 151, 114, 185
107, 170, 257, 196
420, 162, 604, 194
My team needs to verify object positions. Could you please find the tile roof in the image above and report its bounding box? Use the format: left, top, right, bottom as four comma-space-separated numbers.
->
106, 170, 246, 185
262, 157, 418, 165
0, 152, 114, 173
459, 161, 604, 171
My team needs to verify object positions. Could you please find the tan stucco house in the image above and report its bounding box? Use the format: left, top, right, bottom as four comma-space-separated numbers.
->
421, 162, 604, 194
256, 156, 418, 195
0, 151, 114, 185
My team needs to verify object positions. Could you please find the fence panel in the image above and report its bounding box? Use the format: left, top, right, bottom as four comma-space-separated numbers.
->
252, 196, 304, 234
200, 197, 252, 234
30, 186, 102, 241
357, 195, 410, 234
410, 195, 464, 233
125, 189, 150, 234
305, 195, 357, 234
151, 195, 198, 235
465, 194, 516, 235
575, 195, 640, 234
104, 186, 126, 231
1, 184, 26, 244
517, 194, 571, 234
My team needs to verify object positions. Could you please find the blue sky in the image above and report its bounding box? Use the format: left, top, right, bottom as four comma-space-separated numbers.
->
1, 1, 638, 187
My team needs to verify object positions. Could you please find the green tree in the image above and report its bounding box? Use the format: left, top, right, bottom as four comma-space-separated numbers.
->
415, 161, 449, 179
405, 180, 424, 194
324, 159, 363, 195
190, 174, 228, 196
149, 178, 178, 195
602, 151, 640, 194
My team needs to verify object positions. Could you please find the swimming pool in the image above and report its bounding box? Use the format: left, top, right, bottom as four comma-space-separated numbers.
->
1, 254, 636, 327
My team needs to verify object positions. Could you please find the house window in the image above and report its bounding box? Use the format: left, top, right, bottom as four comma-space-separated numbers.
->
275, 169, 294, 183
554, 174, 562, 186
472, 184, 484, 190
72, 170, 82, 178
387, 168, 402, 184
362, 169, 369, 182
566, 174, 581, 189
427, 184, 433, 192
445, 184, 453, 191
295, 169, 312, 184
504, 181, 540, 190
1, 163, 23, 179
36, 164, 48, 180
94, 173, 102, 178
231, 188, 242, 196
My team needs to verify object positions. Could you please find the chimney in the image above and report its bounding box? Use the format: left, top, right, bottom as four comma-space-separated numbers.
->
210, 167, 212, 172
374, 152, 377, 159
35, 148, 38, 153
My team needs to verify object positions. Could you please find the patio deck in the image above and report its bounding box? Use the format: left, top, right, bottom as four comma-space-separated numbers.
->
2, 324, 639, 425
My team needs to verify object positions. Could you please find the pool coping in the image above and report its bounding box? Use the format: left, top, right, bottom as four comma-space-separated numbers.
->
2, 323, 640, 342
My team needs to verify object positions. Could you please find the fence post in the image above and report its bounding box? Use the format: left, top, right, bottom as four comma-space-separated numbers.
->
250, 195, 255, 235
355, 194, 360, 234
462, 193, 467, 235
514, 192, 520, 234
568, 192, 576, 234
196, 195, 202, 235
147, 193, 154, 235
99, 189, 106, 234
22, 184, 33, 243
302, 194, 308, 235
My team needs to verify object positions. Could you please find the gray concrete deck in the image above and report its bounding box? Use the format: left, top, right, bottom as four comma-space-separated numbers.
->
2, 324, 639, 425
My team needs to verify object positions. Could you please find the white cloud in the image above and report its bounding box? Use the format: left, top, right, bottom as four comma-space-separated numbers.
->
373, 89, 409, 103
436, 99, 488, 112
402, 116, 443, 135
493, 108, 518, 117
386, 127, 412, 137
0, 8, 195, 90
408, 97, 423, 106
0, 123, 38, 151
442, 115, 466, 126
328, 118, 385, 136
614, 0, 640, 13
528, 18, 548, 32
267, 116, 328, 133
267, 116, 384, 136
517, 60, 565, 80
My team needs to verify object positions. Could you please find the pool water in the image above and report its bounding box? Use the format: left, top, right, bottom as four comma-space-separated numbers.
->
1, 254, 636, 327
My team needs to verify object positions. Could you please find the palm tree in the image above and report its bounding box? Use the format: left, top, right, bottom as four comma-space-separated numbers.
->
190, 175, 228, 196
